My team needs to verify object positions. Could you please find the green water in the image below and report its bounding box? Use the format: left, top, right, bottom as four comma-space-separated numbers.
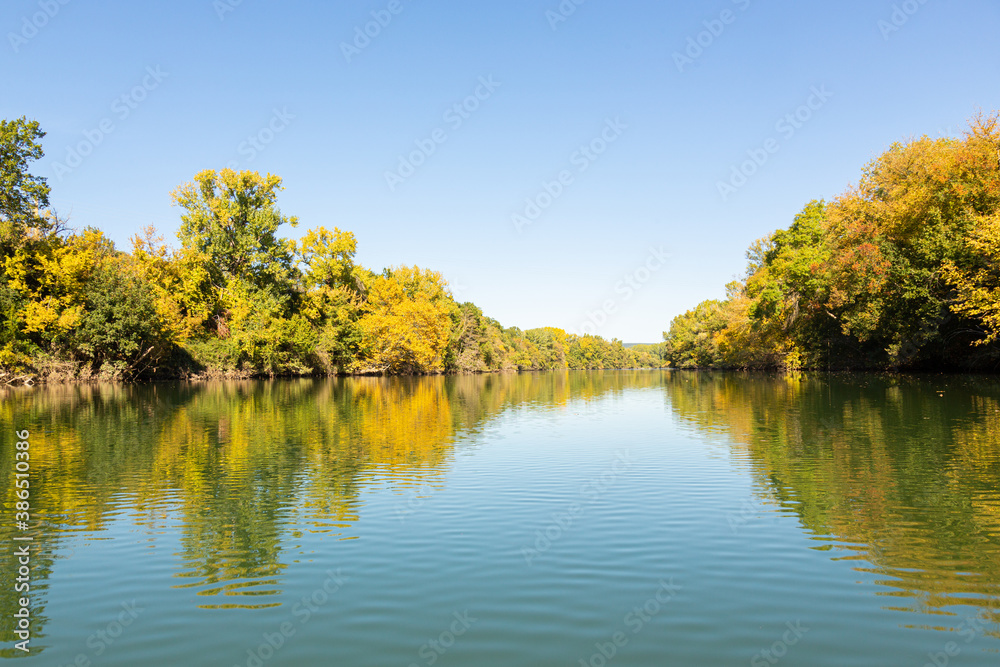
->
1, 371, 999, 665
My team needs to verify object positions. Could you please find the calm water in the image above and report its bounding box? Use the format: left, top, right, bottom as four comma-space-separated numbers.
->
1, 371, 999, 665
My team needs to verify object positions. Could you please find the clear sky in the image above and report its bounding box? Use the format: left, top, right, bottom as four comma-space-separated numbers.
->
3, 0, 999, 342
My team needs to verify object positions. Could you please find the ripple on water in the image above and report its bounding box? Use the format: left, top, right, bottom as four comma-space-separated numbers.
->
4, 373, 1000, 666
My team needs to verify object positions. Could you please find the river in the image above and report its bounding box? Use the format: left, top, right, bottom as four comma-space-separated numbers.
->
1, 371, 998, 665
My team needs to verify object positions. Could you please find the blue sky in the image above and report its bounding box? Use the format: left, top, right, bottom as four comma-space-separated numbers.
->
3, 0, 999, 342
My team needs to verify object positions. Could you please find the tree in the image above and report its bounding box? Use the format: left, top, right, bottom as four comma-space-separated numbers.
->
172, 169, 298, 292
665, 111, 1000, 370
822, 116, 999, 366
525, 327, 569, 369
942, 114, 1000, 344
297, 227, 366, 373
298, 226, 359, 292
73, 259, 171, 377
944, 211, 1000, 343
357, 266, 455, 374
171, 169, 302, 358
445, 302, 515, 372
5, 228, 113, 351
741, 201, 842, 367
663, 300, 730, 368
129, 225, 201, 343
1, 117, 58, 367
0, 117, 54, 254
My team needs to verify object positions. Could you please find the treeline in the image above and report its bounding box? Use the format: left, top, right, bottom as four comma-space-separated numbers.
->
664, 112, 1000, 371
0, 118, 665, 382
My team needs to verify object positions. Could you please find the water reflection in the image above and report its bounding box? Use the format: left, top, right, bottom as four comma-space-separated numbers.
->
0, 370, 661, 635
2, 370, 998, 656
663, 372, 1000, 635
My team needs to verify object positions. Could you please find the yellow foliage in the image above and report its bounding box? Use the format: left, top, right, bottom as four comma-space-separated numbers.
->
298, 226, 357, 290
171, 169, 291, 233
944, 211, 1000, 343
297, 226, 364, 331
357, 266, 454, 373
7, 228, 110, 336
130, 226, 215, 341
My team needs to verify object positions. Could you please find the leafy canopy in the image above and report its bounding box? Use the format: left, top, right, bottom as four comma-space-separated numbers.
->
0, 117, 52, 252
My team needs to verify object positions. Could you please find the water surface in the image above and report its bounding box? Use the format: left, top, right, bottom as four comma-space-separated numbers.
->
1, 371, 999, 665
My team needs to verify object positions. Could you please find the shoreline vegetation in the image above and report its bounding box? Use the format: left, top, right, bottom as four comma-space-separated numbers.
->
4, 112, 1000, 386
1, 118, 667, 386
662, 112, 1000, 373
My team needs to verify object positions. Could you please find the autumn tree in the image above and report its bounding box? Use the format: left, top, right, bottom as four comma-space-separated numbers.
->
944, 211, 1000, 343
173, 169, 298, 288
298, 227, 366, 372
170, 169, 314, 372
1, 117, 57, 366
171, 169, 299, 338
942, 114, 1000, 344
665, 111, 1000, 370
357, 266, 455, 374
445, 302, 515, 372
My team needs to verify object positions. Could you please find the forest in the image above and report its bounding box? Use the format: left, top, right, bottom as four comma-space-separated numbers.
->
0, 117, 666, 383
6, 112, 999, 381
664, 112, 1000, 371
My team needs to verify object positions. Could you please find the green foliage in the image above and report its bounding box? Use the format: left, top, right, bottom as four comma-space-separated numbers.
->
445, 302, 528, 372
73, 262, 170, 377
0, 117, 53, 255
663, 300, 729, 368
628, 342, 669, 368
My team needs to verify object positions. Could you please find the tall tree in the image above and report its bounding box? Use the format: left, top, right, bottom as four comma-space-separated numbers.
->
0, 117, 53, 254
172, 169, 298, 290
171, 169, 300, 342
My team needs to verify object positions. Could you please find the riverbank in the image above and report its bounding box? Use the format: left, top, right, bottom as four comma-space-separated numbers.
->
0, 360, 670, 387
